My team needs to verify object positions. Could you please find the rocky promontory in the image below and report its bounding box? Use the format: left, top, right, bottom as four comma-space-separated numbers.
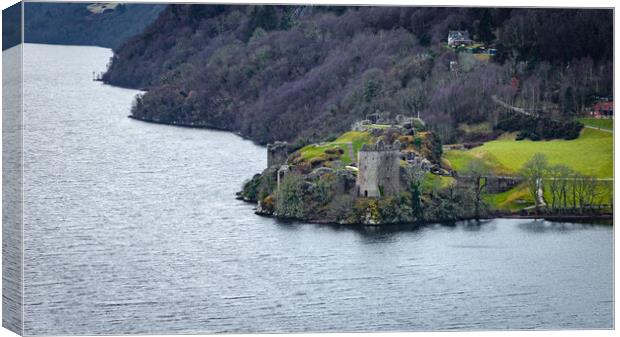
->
238, 117, 484, 225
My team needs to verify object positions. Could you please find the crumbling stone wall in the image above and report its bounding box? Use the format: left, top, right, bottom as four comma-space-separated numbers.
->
484, 176, 522, 193
460, 175, 522, 194
276, 165, 290, 191
267, 141, 291, 168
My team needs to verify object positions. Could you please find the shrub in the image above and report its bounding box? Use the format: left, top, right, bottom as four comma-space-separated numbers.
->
325, 147, 344, 155
422, 184, 477, 222
497, 114, 583, 141
275, 174, 306, 218
309, 156, 327, 167
326, 194, 355, 222
260, 195, 275, 213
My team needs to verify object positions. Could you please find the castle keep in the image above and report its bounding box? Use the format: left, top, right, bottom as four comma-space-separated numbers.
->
356, 140, 401, 198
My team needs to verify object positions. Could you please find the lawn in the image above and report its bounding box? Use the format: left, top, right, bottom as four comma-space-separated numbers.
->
484, 184, 533, 212
445, 128, 613, 178
299, 131, 373, 165
334, 131, 373, 154
444, 149, 513, 176
480, 176, 612, 213
578, 118, 613, 131
299, 143, 343, 159
420, 173, 456, 193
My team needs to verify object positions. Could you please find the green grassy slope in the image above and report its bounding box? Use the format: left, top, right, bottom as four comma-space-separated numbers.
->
299, 131, 374, 165
445, 128, 613, 178
445, 128, 613, 212
579, 118, 613, 131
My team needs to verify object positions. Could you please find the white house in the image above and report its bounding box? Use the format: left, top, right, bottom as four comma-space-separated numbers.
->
448, 30, 473, 47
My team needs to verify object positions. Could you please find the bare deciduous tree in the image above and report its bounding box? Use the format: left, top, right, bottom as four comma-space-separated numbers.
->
520, 153, 548, 210
547, 164, 572, 211
464, 157, 489, 220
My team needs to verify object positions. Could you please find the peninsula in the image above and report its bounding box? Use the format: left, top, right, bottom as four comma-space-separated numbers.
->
239, 115, 613, 225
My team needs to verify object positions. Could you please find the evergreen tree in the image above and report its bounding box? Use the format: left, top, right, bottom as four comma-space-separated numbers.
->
477, 9, 495, 43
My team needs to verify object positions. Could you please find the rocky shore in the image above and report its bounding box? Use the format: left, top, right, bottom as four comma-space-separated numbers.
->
236, 117, 491, 226
238, 116, 613, 226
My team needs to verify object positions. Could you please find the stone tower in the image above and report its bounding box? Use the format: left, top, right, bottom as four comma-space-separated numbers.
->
356, 140, 401, 198
267, 141, 291, 168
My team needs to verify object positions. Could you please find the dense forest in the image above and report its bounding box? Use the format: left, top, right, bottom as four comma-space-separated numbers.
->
103, 5, 613, 145
23, 3, 165, 49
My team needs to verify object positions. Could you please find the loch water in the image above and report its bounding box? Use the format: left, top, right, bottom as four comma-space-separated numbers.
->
13, 44, 613, 334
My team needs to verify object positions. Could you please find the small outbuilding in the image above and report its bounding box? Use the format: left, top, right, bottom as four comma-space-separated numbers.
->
590, 101, 614, 118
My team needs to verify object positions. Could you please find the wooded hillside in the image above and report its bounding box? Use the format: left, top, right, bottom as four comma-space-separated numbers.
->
103, 5, 613, 145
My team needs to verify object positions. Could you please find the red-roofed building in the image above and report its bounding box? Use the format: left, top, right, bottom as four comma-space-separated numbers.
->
589, 101, 614, 118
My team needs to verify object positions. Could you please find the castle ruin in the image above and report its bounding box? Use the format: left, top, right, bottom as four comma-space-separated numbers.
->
356, 140, 401, 198
267, 141, 291, 167
276, 165, 290, 191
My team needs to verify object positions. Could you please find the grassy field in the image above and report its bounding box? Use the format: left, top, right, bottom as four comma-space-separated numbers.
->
299, 131, 373, 165
445, 127, 613, 211
484, 184, 534, 211
443, 150, 514, 176
481, 180, 611, 212
445, 128, 613, 178
579, 118, 613, 131
297, 123, 429, 166
420, 173, 456, 193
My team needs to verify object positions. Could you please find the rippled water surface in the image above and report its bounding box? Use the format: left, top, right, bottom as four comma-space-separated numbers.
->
18, 44, 613, 335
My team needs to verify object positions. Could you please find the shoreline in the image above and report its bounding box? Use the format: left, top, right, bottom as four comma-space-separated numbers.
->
487, 213, 613, 221
127, 115, 269, 146
238, 197, 613, 227
131, 114, 613, 228
285, 212, 613, 227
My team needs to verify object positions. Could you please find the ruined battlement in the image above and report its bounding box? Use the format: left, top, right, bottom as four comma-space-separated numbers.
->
359, 139, 402, 152
267, 141, 291, 168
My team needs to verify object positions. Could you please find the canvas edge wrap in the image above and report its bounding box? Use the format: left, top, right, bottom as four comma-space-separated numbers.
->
3, 1, 24, 335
